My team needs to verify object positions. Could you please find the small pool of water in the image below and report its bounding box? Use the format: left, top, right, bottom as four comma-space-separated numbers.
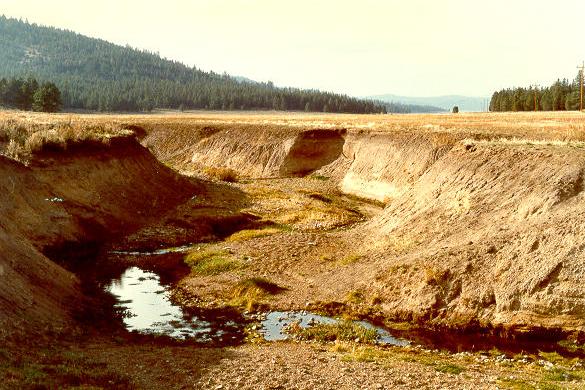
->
106, 266, 243, 342
110, 244, 195, 256
260, 311, 410, 346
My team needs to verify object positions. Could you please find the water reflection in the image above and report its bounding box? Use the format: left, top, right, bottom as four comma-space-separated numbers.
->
106, 266, 241, 342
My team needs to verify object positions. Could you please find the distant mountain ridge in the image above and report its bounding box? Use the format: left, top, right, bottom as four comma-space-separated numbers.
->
0, 15, 385, 113
369, 94, 489, 112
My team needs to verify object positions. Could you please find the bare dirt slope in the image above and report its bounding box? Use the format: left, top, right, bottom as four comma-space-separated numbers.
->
369, 140, 585, 331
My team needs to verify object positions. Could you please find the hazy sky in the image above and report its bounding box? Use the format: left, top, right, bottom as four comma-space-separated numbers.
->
2, 0, 584, 97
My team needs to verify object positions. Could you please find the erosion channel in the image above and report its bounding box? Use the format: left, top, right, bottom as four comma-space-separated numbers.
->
3, 112, 585, 389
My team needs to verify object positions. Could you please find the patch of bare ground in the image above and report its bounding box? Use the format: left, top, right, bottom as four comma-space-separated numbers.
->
4, 335, 585, 389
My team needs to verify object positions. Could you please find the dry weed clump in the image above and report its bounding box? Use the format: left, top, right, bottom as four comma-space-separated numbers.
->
203, 166, 239, 182
424, 267, 451, 285
230, 277, 284, 311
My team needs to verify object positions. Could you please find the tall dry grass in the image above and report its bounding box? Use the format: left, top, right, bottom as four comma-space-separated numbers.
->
0, 116, 133, 162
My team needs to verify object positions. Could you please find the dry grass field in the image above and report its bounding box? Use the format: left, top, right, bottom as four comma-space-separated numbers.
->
2, 109, 585, 140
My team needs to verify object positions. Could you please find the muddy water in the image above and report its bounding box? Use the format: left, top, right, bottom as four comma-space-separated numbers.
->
102, 249, 410, 345
104, 265, 408, 345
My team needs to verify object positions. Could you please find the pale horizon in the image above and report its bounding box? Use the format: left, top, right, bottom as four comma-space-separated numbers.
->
2, 0, 584, 98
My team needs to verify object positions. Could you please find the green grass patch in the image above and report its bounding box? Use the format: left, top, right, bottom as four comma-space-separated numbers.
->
309, 174, 329, 181
537, 383, 564, 390
541, 367, 582, 382
288, 320, 378, 344
497, 378, 537, 390
538, 351, 567, 365
226, 227, 282, 242
434, 362, 465, 375
558, 339, 585, 353
0, 349, 133, 389
184, 250, 242, 276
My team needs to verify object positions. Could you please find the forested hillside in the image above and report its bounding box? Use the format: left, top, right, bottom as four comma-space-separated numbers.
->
489, 73, 582, 112
0, 16, 386, 113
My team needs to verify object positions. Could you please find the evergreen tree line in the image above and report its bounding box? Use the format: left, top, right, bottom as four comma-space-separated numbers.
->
0, 16, 387, 114
490, 72, 583, 112
0, 76, 62, 112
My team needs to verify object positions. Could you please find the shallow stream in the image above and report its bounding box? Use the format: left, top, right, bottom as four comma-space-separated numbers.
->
98, 248, 583, 358
105, 265, 405, 345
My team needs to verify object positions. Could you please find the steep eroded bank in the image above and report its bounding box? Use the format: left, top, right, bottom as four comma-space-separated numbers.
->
369, 140, 585, 333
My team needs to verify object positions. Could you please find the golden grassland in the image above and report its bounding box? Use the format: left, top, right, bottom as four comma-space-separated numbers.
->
1, 109, 584, 141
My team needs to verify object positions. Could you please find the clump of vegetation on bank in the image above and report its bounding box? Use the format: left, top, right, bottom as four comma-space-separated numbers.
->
185, 250, 242, 276
230, 277, 284, 310
0, 347, 133, 389
286, 320, 378, 344
203, 166, 239, 182
0, 118, 134, 162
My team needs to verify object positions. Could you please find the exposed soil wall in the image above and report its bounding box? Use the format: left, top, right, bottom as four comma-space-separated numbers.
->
279, 129, 346, 176
144, 126, 347, 178
339, 132, 457, 202
145, 125, 458, 203
369, 141, 585, 332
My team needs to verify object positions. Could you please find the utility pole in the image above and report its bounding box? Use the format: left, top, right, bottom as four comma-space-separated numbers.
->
578, 62, 584, 111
